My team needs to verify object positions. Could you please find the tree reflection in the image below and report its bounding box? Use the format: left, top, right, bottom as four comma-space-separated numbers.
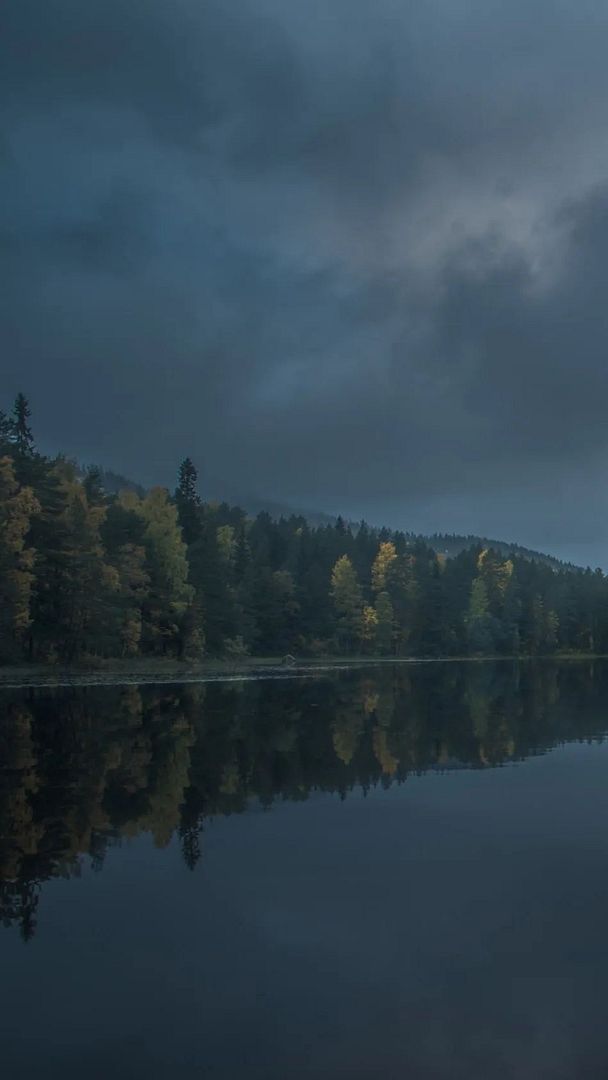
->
1, 661, 607, 939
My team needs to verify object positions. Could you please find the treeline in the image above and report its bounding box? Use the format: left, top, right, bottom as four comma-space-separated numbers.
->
422, 532, 572, 570
2, 661, 607, 939
1, 393, 608, 663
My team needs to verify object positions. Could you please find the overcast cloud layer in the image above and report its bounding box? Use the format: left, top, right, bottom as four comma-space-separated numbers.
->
3, 0, 608, 564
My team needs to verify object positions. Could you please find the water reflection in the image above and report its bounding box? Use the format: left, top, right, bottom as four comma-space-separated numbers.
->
0, 660, 605, 940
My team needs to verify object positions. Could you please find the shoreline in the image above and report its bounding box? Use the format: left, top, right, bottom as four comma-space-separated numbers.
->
0, 652, 604, 689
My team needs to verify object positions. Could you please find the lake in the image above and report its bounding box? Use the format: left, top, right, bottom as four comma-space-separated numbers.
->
2, 659, 608, 1078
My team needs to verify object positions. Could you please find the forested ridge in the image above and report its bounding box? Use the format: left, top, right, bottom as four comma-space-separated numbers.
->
1, 393, 607, 663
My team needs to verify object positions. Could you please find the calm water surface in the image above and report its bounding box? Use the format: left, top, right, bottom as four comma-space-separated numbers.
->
2, 660, 608, 1078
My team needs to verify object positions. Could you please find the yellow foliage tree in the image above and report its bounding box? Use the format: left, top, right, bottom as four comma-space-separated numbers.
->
0, 456, 40, 659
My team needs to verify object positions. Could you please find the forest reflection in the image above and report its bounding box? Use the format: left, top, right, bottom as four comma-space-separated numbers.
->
1, 660, 606, 940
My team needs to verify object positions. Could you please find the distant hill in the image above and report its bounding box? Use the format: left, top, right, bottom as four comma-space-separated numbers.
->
223, 494, 337, 529
77, 464, 147, 498
94, 467, 147, 498
416, 533, 576, 572
79, 466, 579, 571
229, 503, 579, 571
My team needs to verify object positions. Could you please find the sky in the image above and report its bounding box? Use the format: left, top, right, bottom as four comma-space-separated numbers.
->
3, 0, 608, 566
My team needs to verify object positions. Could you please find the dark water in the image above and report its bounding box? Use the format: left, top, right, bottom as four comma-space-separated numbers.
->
3, 660, 608, 1078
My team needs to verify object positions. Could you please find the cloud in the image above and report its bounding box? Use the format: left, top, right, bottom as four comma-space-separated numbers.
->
3, 0, 608, 560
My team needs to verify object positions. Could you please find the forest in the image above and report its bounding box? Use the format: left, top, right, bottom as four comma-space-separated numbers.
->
1, 392, 608, 664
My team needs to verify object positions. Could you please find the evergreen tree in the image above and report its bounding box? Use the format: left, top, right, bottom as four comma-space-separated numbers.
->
83, 465, 105, 507
180, 823, 203, 871
187, 510, 237, 654
177, 458, 199, 504
175, 458, 201, 546
466, 578, 496, 653
0, 412, 14, 456
374, 591, 394, 655
12, 394, 33, 457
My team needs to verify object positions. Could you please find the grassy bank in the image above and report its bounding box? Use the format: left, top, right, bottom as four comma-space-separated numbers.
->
0, 652, 605, 688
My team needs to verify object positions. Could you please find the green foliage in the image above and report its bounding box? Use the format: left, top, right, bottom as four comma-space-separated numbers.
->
0, 394, 607, 664
12, 394, 33, 457
223, 635, 249, 659
175, 457, 201, 545
374, 591, 394, 655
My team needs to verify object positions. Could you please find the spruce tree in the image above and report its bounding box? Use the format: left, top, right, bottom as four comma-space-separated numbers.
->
0, 411, 14, 456
12, 394, 33, 457
176, 457, 199, 504
175, 458, 201, 546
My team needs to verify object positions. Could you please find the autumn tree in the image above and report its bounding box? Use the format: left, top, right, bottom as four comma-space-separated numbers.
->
361, 605, 379, 653
45, 462, 118, 660
0, 457, 40, 660
331, 555, 363, 653
138, 487, 196, 655
371, 541, 398, 594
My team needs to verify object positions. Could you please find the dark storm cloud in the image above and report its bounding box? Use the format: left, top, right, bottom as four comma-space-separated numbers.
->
4, 0, 608, 561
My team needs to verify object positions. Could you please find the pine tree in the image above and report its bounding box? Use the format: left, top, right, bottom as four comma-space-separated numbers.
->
251, 569, 300, 654
175, 458, 201, 546
12, 394, 33, 457
176, 458, 199, 504
0, 412, 14, 456
180, 823, 203, 870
